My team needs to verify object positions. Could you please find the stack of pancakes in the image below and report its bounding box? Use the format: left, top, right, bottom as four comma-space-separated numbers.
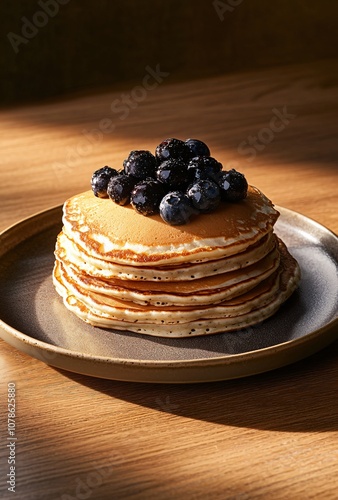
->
53, 186, 300, 337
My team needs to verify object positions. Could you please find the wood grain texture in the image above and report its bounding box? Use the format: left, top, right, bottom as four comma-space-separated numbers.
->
0, 60, 338, 499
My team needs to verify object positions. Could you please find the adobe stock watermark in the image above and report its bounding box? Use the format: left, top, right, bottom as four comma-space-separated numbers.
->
6, 383, 17, 494
59, 452, 123, 500
110, 64, 169, 121
155, 396, 180, 414
213, 0, 244, 21
7, 0, 71, 54
237, 106, 296, 162
52, 64, 169, 177
221, 324, 256, 355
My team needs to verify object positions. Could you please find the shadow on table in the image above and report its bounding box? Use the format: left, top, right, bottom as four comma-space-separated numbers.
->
57, 339, 338, 433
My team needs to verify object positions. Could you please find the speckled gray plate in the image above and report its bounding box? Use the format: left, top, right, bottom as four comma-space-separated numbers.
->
0, 205, 337, 383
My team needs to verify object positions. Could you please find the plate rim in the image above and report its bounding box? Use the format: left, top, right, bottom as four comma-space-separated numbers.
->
0, 203, 338, 381
1, 312, 338, 367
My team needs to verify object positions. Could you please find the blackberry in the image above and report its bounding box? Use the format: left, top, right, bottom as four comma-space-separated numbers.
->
159, 191, 196, 226
217, 169, 248, 201
187, 179, 221, 213
91, 166, 118, 198
123, 150, 157, 180
185, 138, 210, 158
131, 179, 166, 216
187, 156, 222, 183
155, 138, 190, 163
107, 174, 136, 205
156, 159, 189, 189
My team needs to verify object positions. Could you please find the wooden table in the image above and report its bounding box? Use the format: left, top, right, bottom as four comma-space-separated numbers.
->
1, 60, 338, 499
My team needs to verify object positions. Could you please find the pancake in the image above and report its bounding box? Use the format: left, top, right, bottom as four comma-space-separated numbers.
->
53, 183, 300, 338
53, 240, 300, 337
55, 230, 277, 281
62, 186, 279, 266
56, 241, 281, 307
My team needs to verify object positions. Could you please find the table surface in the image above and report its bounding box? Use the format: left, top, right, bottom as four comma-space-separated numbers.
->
0, 59, 338, 500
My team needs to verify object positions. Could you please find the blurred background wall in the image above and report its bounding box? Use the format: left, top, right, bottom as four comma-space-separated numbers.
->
1, 0, 338, 105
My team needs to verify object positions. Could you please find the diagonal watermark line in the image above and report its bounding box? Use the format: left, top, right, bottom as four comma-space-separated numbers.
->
52, 64, 169, 178
7, 0, 71, 54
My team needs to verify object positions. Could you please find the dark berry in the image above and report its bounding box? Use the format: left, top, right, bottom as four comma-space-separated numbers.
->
91, 166, 118, 198
185, 138, 210, 158
156, 159, 189, 189
123, 150, 157, 180
187, 179, 221, 213
107, 174, 136, 205
159, 191, 196, 226
155, 138, 190, 163
187, 156, 222, 182
131, 179, 166, 216
217, 169, 248, 201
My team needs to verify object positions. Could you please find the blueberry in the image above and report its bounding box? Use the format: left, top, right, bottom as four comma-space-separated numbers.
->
155, 138, 190, 163
217, 169, 248, 201
159, 191, 196, 225
91, 166, 118, 198
156, 159, 189, 189
107, 174, 136, 205
187, 156, 222, 182
123, 150, 157, 180
185, 138, 210, 158
187, 179, 221, 213
131, 179, 166, 216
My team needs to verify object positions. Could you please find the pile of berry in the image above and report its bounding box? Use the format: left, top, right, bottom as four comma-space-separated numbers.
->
91, 138, 248, 226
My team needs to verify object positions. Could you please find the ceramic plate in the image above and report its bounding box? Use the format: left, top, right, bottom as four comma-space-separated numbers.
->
0, 205, 337, 383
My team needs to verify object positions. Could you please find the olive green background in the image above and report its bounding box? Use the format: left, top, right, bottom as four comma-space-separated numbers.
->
1, 0, 338, 105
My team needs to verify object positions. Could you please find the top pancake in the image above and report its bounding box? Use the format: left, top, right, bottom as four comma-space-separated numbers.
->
62, 186, 279, 266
